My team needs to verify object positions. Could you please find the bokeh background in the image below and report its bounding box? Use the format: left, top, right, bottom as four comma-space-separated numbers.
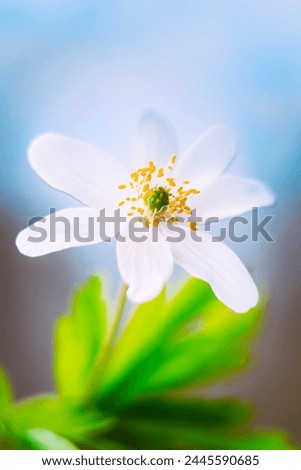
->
0, 0, 300, 444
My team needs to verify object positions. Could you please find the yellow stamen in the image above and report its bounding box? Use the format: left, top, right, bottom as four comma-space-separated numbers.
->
166, 177, 176, 187
130, 172, 138, 181
157, 168, 164, 178
118, 153, 200, 231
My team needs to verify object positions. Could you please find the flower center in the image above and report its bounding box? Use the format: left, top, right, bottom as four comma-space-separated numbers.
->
146, 186, 169, 213
118, 155, 200, 230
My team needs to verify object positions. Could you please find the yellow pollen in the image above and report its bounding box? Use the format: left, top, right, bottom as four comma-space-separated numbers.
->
183, 180, 190, 184
166, 177, 176, 186
157, 168, 164, 178
118, 184, 127, 189
189, 222, 198, 232
118, 201, 125, 206
143, 183, 150, 192
130, 172, 138, 181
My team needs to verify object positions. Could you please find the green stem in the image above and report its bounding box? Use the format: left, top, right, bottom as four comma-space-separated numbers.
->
106, 282, 128, 355
80, 282, 128, 403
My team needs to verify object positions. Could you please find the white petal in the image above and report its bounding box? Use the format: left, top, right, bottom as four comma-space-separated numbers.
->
28, 133, 128, 211
116, 226, 173, 304
190, 175, 275, 221
168, 227, 258, 313
174, 125, 237, 189
131, 111, 178, 169
16, 207, 116, 257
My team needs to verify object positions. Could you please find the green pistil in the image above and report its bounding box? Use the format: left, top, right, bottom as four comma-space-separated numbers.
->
147, 187, 169, 213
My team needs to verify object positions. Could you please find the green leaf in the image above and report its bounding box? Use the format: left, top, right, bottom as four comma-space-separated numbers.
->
0, 276, 294, 451
7, 395, 113, 443
99, 290, 166, 398
107, 419, 294, 450
215, 430, 295, 450
80, 438, 129, 450
25, 429, 77, 450
140, 300, 262, 392
54, 276, 107, 398
109, 397, 294, 449
0, 369, 13, 410
98, 281, 262, 408
119, 397, 252, 429
164, 278, 214, 330
104, 397, 253, 449
99, 279, 213, 401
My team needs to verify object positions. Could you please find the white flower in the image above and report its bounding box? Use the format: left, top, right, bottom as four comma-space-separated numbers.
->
16, 113, 274, 312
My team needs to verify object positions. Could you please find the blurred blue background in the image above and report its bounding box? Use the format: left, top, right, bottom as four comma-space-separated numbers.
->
0, 0, 300, 442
